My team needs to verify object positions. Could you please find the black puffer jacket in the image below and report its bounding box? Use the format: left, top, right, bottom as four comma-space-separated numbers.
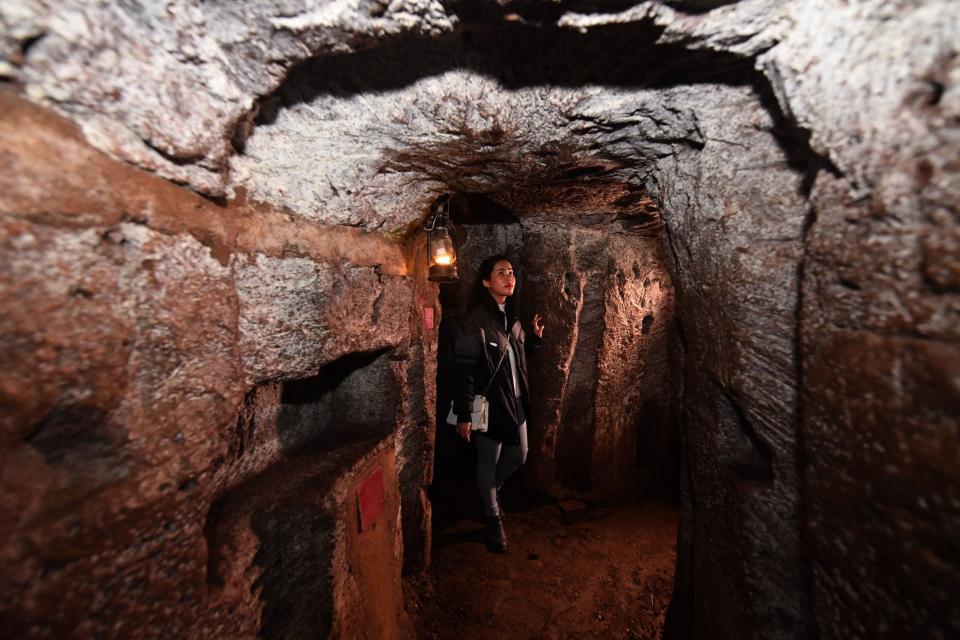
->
452, 293, 541, 444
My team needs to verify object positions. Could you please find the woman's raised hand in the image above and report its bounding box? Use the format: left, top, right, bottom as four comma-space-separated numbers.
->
532, 313, 544, 338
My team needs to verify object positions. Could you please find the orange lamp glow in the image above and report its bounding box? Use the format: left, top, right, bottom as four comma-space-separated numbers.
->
426, 196, 458, 283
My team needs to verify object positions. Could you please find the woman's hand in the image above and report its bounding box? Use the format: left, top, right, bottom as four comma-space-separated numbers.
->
457, 422, 472, 442
532, 313, 544, 338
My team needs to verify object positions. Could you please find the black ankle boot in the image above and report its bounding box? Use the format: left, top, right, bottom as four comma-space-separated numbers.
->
487, 515, 507, 553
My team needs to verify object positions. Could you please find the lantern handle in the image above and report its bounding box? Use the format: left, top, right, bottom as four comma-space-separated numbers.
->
424, 194, 452, 232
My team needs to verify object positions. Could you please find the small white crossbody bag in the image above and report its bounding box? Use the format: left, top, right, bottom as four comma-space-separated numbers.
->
446, 329, 509, 433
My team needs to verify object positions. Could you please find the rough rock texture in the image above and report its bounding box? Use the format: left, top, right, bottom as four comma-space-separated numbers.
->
767, 3, 958, 637
655, 80, 813, 638
397, 231, 441, 575
2, 0, 754, 225
517, 190, 678, 497
2, 0, 959, 638
234, 253, 411, 383
798, 82, 960, 640
0, 0, 456, 195
0, 93, 433, 637
204, 414, 410, 639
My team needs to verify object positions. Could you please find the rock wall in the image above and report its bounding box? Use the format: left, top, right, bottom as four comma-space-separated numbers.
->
792, 16, 960, 635
654, 3, 960, 636
0, 93, 431, 637
671, 4, 957, 638
508, 185, 678, 498
655, 80, 813, 638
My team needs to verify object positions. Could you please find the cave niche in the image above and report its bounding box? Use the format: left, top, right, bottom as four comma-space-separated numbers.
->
201, 348, 409, 638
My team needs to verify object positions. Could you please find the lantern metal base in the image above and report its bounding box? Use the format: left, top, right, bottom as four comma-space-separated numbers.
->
428, 264, 459, 283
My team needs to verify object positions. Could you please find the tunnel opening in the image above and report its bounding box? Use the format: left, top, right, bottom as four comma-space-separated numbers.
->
424, 184, 681, 637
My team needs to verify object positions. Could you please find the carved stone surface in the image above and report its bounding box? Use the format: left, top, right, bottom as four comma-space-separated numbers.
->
0, 93, 429, 638
1, 218, 246, 637
234, 253, 412, 384
518, 205, 677, 499
0, 0, 457, 194
1, 0, 958, 638
654, 80, 813, 639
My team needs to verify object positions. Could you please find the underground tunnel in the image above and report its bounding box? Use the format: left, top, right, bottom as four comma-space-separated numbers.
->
1, 1, 958, 639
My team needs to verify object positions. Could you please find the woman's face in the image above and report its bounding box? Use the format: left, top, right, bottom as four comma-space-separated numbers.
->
483, 260, 516, 300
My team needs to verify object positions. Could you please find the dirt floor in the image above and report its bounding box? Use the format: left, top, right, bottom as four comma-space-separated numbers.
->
406, 499, 678, 640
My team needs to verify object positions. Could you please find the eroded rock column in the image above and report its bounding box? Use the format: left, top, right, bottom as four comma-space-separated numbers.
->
504, 186, 679, 498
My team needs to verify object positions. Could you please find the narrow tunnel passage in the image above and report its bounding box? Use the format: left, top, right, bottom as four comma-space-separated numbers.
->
424, 188, 681, 638
1, 2, 957, 640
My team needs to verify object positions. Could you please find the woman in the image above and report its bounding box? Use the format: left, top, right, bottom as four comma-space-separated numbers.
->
452, 254, 544, 552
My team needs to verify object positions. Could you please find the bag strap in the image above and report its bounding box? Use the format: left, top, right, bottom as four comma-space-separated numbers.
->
480, 327, 508, 396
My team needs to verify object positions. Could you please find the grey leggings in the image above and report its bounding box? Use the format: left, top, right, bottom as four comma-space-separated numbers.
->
475, 422, 528, 517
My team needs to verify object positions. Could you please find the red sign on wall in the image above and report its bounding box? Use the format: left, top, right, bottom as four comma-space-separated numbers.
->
422, 306, 435, 331
357, 466, 384, 532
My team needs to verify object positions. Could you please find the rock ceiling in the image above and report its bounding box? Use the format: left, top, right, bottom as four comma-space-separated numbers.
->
1, 1, 955, 233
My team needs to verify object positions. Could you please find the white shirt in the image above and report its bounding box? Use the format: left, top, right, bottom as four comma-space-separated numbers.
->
498, 302, 521, 398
